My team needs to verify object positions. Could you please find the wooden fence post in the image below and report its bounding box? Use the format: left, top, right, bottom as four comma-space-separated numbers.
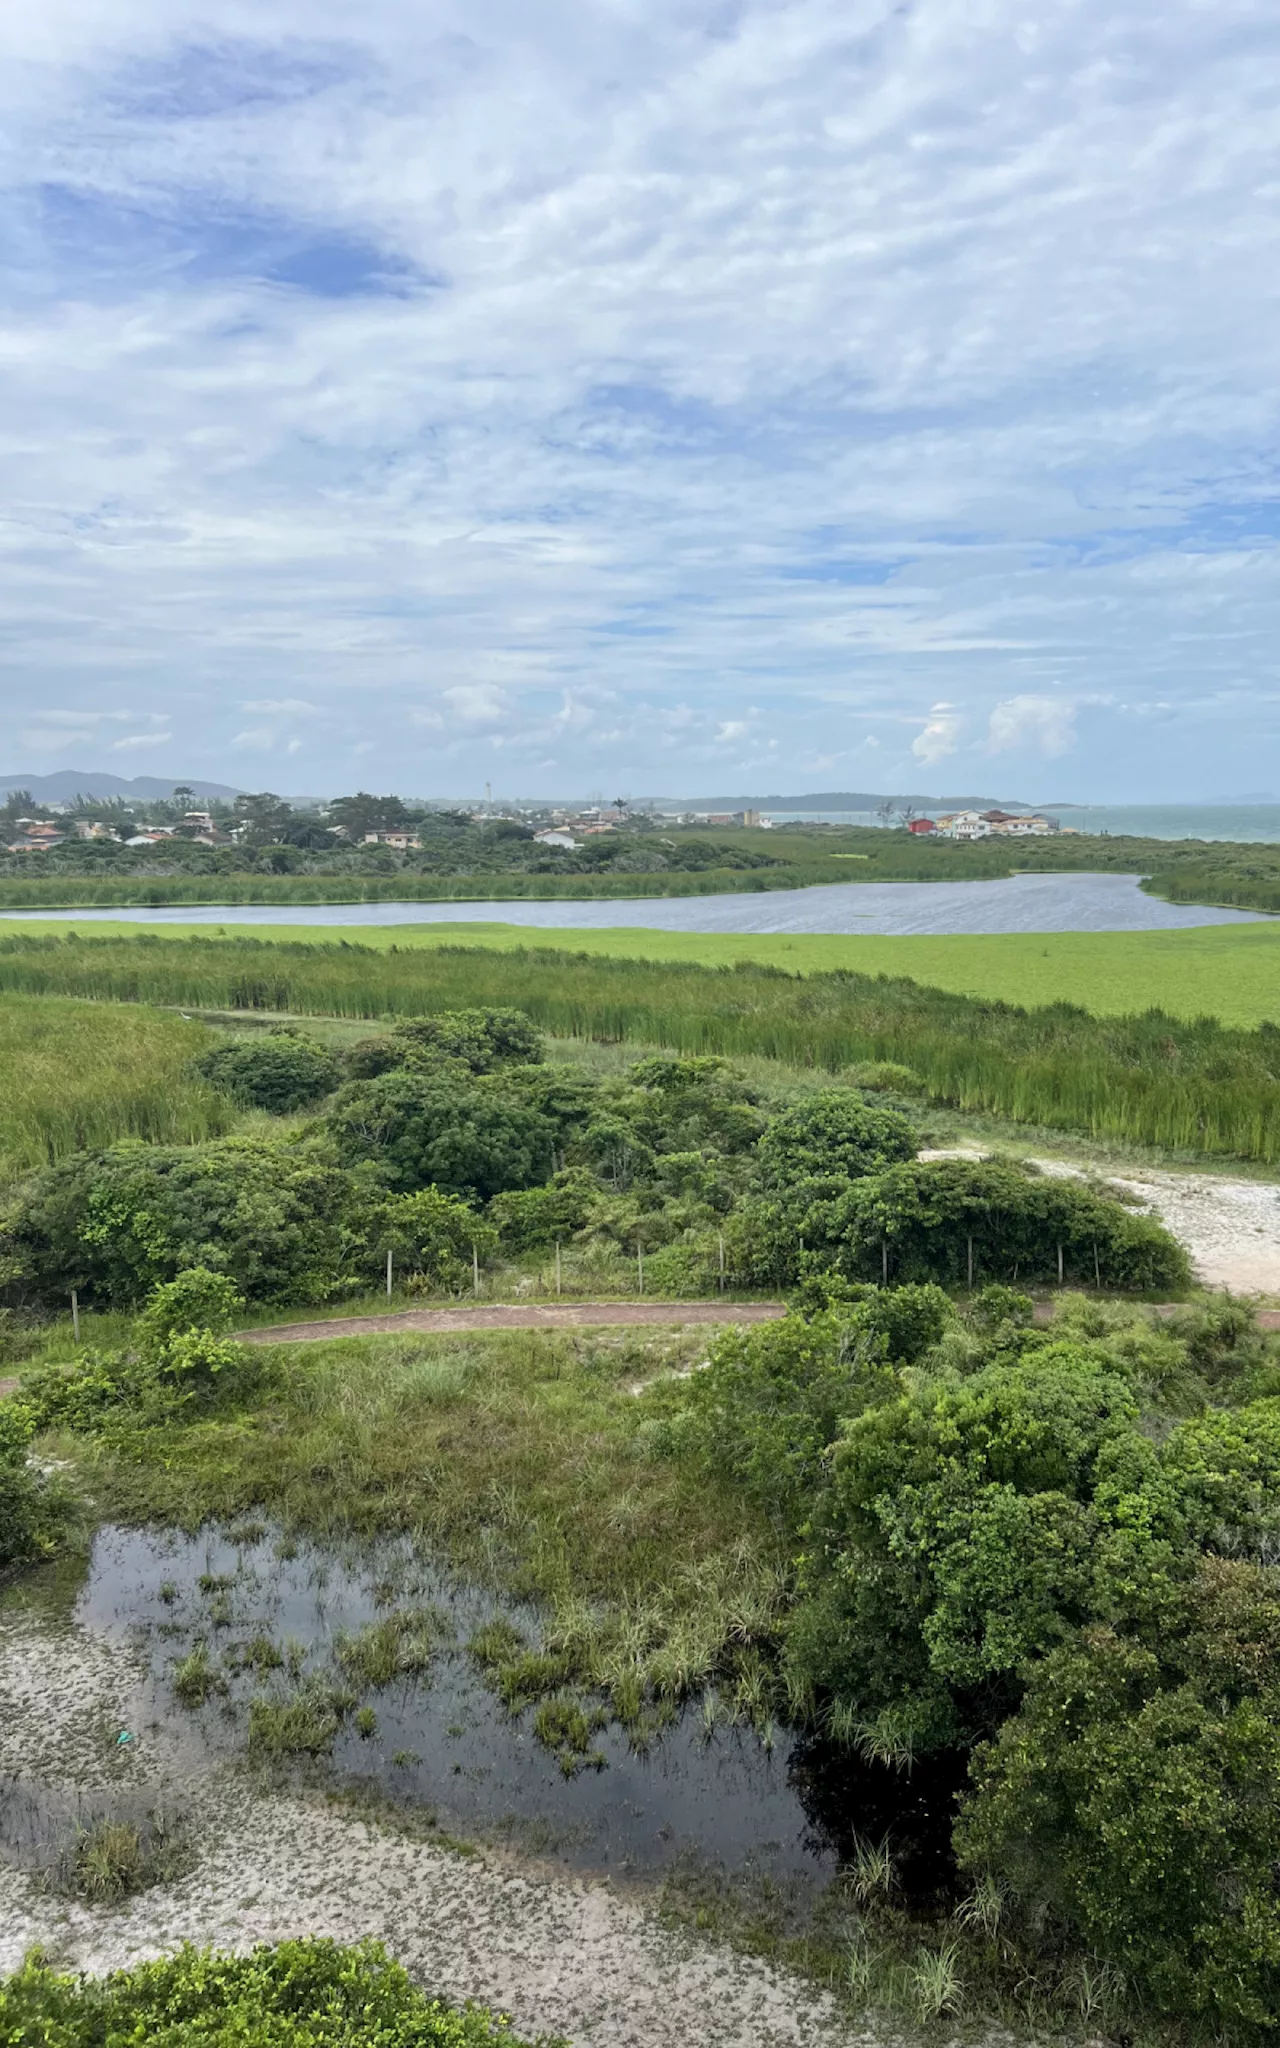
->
71, 1289, 80, 1343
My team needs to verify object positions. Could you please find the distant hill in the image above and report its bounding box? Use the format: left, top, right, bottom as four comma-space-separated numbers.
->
0, 772, 242, 804
657, 790, 1037, 811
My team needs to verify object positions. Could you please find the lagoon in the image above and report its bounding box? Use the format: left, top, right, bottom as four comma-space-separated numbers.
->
5, 871, 1271, 936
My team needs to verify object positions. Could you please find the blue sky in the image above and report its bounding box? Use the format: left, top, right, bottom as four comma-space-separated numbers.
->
2, 1, 1279, 801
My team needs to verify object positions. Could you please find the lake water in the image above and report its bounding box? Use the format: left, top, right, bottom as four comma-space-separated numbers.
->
12, 1523, 956, 1898
9, 872, 1272, 936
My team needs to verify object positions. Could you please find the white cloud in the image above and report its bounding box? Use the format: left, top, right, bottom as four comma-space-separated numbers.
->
0, 3, 1278, 795
716, 720, 749, 743
230, 727, 273, 750
110, 731, 173, 749
986, 695, 1078, 759
440, 685, 507, 726
911, 705, 962, 767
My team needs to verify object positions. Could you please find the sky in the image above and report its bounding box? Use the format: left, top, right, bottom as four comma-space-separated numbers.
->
2, 2, 1280, 803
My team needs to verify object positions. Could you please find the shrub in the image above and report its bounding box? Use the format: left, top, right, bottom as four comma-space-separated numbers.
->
0, 1937, 545, 2045
327, 1072, 554, 1199
756, 1090, 916, 1189
356, 1007, 545, 1075
816, 1158, 1191, 1293
0, 1135, 367, 1309
0, 1401, 65, 1575
366, 1188, 496, 1292
195, 1028, 340, 1113
489, 1169, 598, 1251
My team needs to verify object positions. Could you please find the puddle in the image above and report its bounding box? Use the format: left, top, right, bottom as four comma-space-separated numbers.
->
7, 1522, 960, 1899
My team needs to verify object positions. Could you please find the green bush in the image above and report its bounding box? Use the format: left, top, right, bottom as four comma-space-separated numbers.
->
0, 1937, 548, 2045
368, 1188, 497, 1292
1, 1136, 365, 1309
195, 1028, 340, 1113
958, 1565, 1280, 2033
0, 1401, 65, 1575
755, 1089, 916, 1188
327, 1071, 554, 1200
489, 1168, 598, 1251
815, 1158, 1191, 1293
347, 1008, 544, 1079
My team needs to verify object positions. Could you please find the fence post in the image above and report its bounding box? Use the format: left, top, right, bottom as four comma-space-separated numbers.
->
473, 1244, 480, 1296
967, 1235, 973, 1289
1057, 1243, 1064, 1286
637, 1242, 645, 1296
386, 1248, 393, 1302
71, 1289, 80, 1343
881, 1241, 888, 1287
718, 1233, 726, 1293
555, 1241, 562, 1296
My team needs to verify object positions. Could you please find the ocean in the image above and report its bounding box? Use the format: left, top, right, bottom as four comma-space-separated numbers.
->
764, 804, 1280, 842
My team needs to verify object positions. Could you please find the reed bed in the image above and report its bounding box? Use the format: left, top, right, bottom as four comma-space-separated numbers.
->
0, 992, 231, 1178
2, 934, 1279, 1162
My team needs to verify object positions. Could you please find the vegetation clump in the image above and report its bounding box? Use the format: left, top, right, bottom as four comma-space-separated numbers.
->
195, 1026, 340, 1112
0, 1937, 545, 2044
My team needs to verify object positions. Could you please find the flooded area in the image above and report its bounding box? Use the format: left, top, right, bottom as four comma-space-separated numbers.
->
6, 870, 1272, 934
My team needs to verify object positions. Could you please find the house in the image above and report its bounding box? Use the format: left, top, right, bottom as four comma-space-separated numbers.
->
935, 811, 991, 840
361, 831, 420, 850
907, 817, 936, 834
533, 829, 578, 850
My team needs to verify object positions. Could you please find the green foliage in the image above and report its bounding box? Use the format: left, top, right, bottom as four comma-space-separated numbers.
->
0, 993, 230, 1180
0, 1399, 65, 1575
1, 1135, 368, 1310
195, 1027, 340, 1112
20, 1271, 250, 1433
489, 1169, 597, 1251
816, 1158, 1190, 1293
0, 1937, 545, 2045
366, 1188, 494, 1292
756, 1089, 916, 1187
958, 1565, 1280, 2033
328, 1070, 554, 1200
786, 1341, 1141, 1750
136, 1267, 244, 1348
6, 930, 1279, 1159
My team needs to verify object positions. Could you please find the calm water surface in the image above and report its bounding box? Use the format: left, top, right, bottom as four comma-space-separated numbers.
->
8, 872, 1272, 936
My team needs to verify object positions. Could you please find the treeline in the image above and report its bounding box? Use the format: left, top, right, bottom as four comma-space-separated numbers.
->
5, 814, 1280, 909
3, 934, 1279, 1160
0, 861, 851, 909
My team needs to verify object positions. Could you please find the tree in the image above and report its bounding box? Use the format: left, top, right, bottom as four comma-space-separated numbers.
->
232, 792, 296, 845
327, 791, 410, 840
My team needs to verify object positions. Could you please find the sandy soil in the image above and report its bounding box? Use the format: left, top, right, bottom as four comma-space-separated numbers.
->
0, 1613, 875, 2048
239, 1301, 788, 1345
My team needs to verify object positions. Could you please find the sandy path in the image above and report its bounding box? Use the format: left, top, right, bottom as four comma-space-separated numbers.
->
239, 1301, 788, 1345
0, 1615, 870, 2048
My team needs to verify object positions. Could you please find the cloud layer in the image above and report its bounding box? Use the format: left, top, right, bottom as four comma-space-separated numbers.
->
1, 2, 1279, 797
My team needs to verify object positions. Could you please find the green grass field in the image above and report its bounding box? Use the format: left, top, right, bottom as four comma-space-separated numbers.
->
4, 915, 1279, 1026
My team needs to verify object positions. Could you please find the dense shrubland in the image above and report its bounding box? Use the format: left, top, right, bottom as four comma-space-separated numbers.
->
0, 1007, 1186, 1313
657, 1290, 1280, 2032
3, 933, 1278, 1159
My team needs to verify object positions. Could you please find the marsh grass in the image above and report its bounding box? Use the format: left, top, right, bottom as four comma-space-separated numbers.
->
0, 992, 230, 1180
50, 1812, 190, 1904
248, 1677, 356, 1756
334, 1608, 447, 1687
4, 930, 1280, 1159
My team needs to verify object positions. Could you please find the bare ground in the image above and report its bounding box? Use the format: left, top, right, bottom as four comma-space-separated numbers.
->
238, 1301, 788, 1345
0, 1613, 881, 2048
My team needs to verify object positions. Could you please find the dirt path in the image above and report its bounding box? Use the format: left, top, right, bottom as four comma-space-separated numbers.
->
238, 1300, 788, 1345
0, 1615, 870, 2048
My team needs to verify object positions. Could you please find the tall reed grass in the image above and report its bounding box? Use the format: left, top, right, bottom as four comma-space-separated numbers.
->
1, 935, 1278, 1161
0, 864, 855, 909
0, 993, 231, 1178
